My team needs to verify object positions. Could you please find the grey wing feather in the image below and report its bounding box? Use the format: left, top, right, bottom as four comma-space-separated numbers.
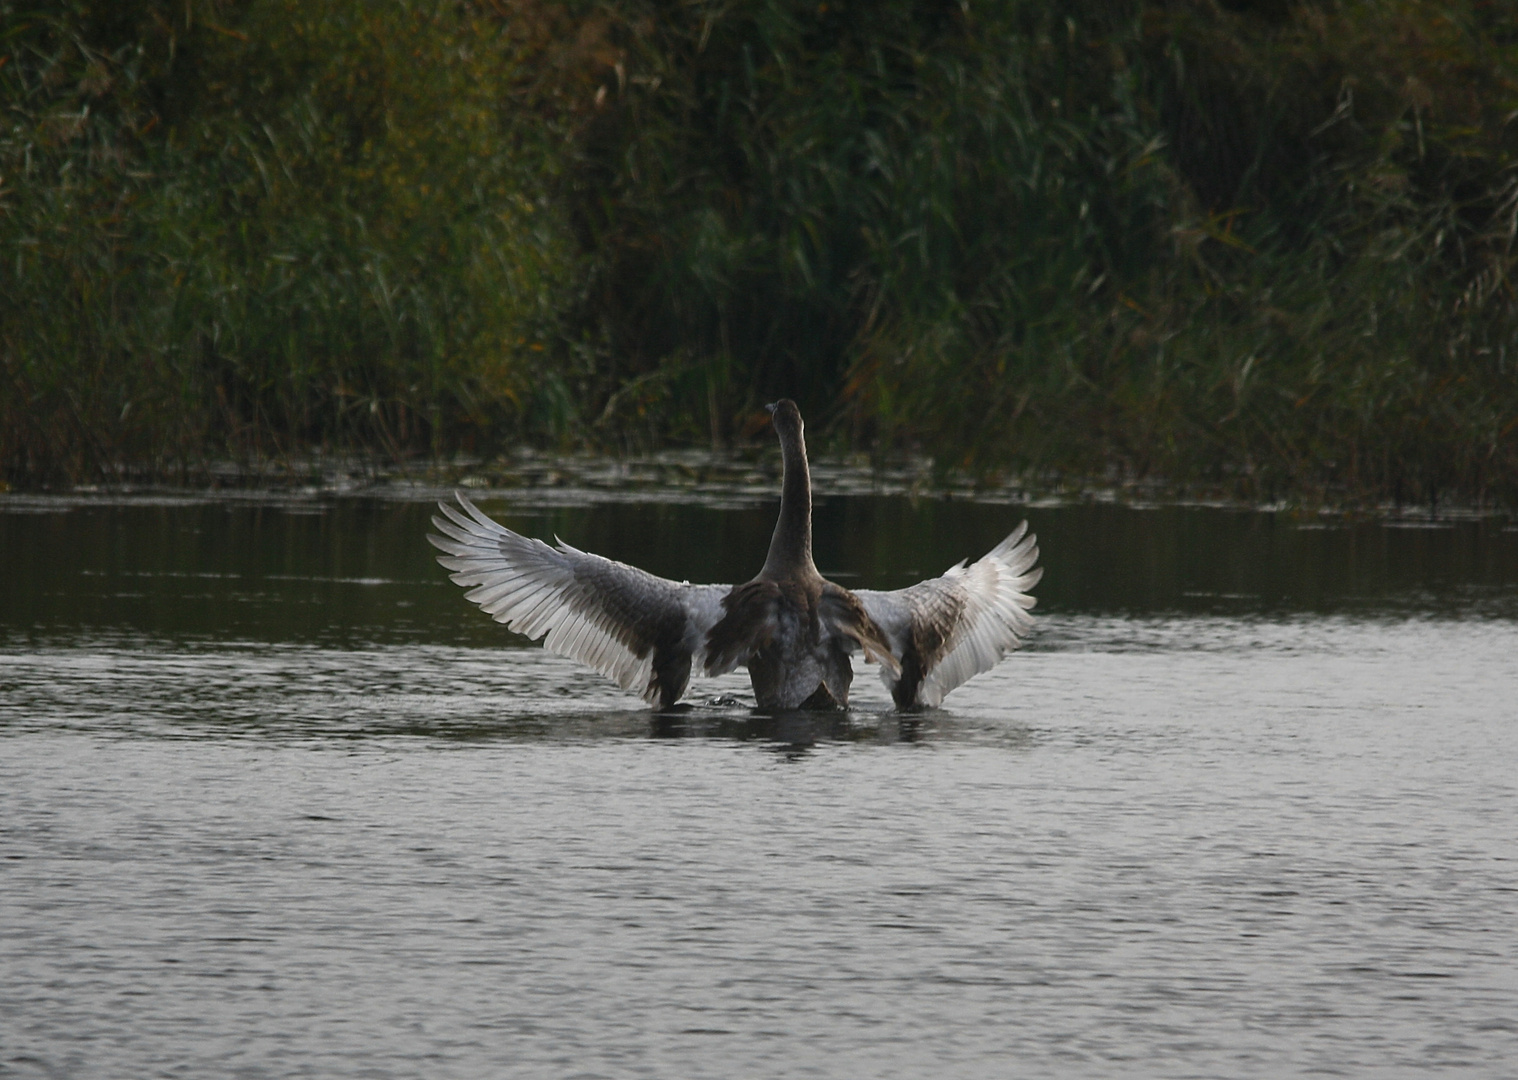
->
427, 493, 730, 705
855, 522, 1042, 708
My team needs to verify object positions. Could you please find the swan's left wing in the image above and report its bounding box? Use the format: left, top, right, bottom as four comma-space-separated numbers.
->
428, 494, 729, 707
854, 523, 1042, 708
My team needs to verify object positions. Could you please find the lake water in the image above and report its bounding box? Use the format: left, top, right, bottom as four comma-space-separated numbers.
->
3, 489, 1517, 1078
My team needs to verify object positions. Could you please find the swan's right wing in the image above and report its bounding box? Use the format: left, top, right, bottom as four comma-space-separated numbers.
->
428, 494, 730, 707
854, 523, 1041, 708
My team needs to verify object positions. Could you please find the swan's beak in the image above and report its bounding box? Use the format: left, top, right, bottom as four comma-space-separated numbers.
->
764, 402, 778, 414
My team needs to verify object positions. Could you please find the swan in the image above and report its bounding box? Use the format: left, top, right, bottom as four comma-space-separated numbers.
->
427, 399, 1042, 710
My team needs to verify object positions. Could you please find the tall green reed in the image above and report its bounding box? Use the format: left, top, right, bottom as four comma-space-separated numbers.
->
2, 0, 576, 481
569, 0, 1518, 502
4, 0, 1516, 503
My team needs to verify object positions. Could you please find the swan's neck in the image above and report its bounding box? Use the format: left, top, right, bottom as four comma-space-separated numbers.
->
760, 424, 816, 579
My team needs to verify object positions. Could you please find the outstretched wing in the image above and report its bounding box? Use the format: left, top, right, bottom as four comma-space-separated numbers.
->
854, 523, 1042, 708
427, 494, 730, 707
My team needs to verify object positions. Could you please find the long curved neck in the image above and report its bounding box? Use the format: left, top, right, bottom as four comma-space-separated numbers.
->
760, 423, 815, 580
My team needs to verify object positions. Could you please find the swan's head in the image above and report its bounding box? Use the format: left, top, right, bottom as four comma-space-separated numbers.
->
765, 398, 803, 439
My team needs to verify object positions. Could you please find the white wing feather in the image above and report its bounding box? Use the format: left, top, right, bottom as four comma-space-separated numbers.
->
428, 494, 729, 704
856, 523, 1042, 707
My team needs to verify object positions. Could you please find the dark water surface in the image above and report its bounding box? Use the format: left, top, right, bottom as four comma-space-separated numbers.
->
3, 494, 1517, 1078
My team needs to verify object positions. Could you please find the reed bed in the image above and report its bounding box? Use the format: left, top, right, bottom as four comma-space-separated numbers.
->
4, 0, 1516, 504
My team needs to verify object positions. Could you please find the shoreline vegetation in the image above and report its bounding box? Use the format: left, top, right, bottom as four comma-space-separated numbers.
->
4, 450, 1511, 524
4, 2, 1518, 505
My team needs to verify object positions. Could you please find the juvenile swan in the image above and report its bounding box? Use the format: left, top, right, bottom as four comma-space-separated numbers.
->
427, 399, 1041, 710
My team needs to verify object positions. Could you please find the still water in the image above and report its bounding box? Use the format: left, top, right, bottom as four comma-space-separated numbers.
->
3, 491, 1517, 1078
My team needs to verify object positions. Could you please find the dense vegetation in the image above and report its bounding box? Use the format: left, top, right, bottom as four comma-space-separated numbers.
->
4, 0, 1517, 503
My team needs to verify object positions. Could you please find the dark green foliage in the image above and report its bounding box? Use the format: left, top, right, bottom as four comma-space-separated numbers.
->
4, 0, 1517, 503
563, 0, 1518, 502
562, 1, 1165, 442
2, 0, 574, 479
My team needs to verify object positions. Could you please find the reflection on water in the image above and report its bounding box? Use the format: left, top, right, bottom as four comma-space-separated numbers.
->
2, 494, 1517, 1078
3, 497, 1517, 648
